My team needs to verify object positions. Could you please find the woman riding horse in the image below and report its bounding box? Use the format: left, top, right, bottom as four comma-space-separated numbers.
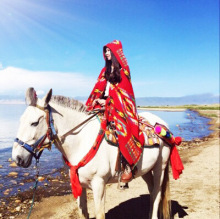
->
86, 40, 145, 183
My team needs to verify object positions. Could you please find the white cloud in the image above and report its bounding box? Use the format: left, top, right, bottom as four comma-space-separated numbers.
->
0, 66, 96, 97
0, 62, 3, 69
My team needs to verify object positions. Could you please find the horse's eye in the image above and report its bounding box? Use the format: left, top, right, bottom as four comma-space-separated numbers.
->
31, 116, 43, 127
31, 121, 39, 127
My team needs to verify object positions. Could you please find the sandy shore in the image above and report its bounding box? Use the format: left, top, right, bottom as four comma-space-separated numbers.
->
2, 109, 219, 219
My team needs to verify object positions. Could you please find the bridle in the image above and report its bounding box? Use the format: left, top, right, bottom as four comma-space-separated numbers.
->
14, 105, 102, 161
14, 105, 56, 160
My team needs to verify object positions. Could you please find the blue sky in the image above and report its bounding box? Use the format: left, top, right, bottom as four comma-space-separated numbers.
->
0, 0, 219, 98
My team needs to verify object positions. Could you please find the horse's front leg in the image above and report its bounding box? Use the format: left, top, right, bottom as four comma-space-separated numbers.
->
91, 177, 106, 219
68, 169, 89, 219
77, 187, 89, 219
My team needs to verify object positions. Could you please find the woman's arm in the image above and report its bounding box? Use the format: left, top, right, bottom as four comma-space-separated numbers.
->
92, 98, 106, 107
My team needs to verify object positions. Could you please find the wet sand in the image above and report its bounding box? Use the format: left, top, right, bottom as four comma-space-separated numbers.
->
1, 109, 219, 219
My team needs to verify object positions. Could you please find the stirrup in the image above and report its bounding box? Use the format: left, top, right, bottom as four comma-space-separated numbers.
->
117, 172, 130, 190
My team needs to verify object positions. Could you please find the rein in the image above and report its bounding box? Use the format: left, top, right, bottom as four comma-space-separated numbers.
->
14, 105, 103, 160
60, 109, 103, 142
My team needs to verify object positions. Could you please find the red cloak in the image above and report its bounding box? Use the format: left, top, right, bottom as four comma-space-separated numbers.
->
86, 40, 145, 166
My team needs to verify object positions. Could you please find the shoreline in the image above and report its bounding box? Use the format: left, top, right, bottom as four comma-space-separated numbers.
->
0, 108, 219, 219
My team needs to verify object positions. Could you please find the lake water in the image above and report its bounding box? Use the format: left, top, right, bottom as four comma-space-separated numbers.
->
138, 110, 212, 141
0, 104, 211, 199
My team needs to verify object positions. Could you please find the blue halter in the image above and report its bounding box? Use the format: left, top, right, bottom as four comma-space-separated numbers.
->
14, 105, 57, 160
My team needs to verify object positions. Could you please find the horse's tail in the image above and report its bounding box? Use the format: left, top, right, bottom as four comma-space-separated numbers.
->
160, 164, 171, 219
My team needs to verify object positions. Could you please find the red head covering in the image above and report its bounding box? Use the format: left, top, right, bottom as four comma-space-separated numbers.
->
86, 40, 144, 166
103, 40, 130, 72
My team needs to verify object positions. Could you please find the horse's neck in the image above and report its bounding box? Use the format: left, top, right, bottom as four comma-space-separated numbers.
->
50, 103, 100, 164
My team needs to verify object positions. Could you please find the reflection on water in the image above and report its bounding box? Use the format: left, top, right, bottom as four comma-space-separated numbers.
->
0, 104, 212, 199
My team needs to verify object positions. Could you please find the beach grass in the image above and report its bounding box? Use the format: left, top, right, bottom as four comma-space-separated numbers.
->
198, 113, 218, 118
139, 103, 219, 110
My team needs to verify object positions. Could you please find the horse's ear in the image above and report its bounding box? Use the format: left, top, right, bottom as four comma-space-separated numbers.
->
42, 89, 52, 106
25, 87, 38, 106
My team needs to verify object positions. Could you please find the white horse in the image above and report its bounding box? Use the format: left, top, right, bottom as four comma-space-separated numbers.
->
12, 89, 171, 219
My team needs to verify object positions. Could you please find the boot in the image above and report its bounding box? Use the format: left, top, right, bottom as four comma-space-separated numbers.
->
120, 164, 132, 183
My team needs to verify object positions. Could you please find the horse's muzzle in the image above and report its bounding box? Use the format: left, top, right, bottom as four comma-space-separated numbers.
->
15, 155, 32, 168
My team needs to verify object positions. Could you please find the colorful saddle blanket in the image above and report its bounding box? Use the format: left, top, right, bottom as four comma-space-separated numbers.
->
98, 114, 183, 180
105, 116, 162, 147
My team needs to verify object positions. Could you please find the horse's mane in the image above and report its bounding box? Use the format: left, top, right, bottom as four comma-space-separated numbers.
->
51, 95, 88, 114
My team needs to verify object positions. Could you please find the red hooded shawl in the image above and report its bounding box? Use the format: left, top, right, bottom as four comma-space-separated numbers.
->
86, 40, 145, 166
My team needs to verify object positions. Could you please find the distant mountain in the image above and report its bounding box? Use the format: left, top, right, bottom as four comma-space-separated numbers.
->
0, 93, 219, 106
136, 93, 219, 106
73, 93, 220, 106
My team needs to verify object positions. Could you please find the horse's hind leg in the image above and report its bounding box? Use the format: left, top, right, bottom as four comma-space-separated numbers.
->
142, 171, 154, 194
77, 188, 89, 219
150, 167, 166, 219
150, 146, 170, 219
91, 177, 106, 219
142, 171, 154, 218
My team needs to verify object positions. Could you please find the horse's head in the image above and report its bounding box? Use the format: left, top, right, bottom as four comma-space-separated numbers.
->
12, 88, 52, 168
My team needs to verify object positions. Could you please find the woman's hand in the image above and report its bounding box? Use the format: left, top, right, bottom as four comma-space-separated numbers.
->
92, 98, 106, 107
